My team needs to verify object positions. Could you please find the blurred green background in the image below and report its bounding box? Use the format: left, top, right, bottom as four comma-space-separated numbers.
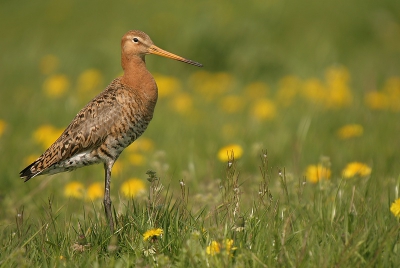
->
0, 0, 400, 218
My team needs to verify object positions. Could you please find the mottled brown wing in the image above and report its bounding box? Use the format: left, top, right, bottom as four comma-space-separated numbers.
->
46, 96, 120, 165
23, 87, 123, 177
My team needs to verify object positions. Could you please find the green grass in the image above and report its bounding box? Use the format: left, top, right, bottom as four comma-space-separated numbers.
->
1, 159, 400, 267
1, 0, 400, 266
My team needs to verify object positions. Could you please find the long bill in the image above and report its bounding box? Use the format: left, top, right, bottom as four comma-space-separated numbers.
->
148, 45, 203, 67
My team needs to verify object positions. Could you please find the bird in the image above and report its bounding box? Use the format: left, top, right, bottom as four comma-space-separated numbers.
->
19, 30, 203, 232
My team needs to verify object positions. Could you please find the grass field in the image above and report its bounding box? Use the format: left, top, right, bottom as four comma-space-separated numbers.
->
1, 0, 400, 266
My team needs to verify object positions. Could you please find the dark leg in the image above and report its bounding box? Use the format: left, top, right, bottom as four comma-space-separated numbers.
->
103, 162, 114, 233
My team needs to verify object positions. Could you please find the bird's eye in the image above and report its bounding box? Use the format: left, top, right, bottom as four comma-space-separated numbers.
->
133, 38, 139, 43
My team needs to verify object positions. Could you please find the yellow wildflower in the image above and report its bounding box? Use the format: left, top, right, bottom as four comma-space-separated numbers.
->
43, 74, 69, 98
250, 98, 277, 121
169, 93, 193, 114
206, 239, 236, 256
126, 137, 155, 153
128, 153, 146, 166
217, 144, 243, 162
64, 181, 85, 199
326, 86, 353, 109
364, 91, 389, 110
305, 164, 331, 183
33, 124, 64, 149
206, 241, 221, 256
390, 198, 400, 218
39, 54, 60, 75
0, 119, 6, 137
154, 74, 181, 98
342, 162, 371, 178
301, 78, 326, 105
325, 66, 353, 108
224, 239, 237, 256
77, 69, 103, 92
143, 228, 163, 241
112, 161, 123, 177
120, 178, 145, 198
219, 95, 244, 113
86, 182, 103, 201
337, 124, 363, 139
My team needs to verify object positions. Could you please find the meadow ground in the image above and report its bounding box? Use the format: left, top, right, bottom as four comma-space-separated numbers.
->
1, 0, 400, 267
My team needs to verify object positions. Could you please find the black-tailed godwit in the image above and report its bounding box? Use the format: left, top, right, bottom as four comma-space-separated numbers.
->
20, 30, 202, 232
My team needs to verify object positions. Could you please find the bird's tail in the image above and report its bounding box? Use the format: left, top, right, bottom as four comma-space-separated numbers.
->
19, 159, 43, 182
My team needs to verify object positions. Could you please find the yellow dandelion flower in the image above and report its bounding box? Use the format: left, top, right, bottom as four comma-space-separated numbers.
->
33, 124, 64, 149
77, 69, 103, 92
169, 93, 193, 114
128, 153, 146, 166
86, 182, 103, 201
324, 66, 353, 108
326, 86, 353, 109
64, 181, 85, 199
126, 137, 155, 153
250, 98, 277, 121
0, 119, 6, 137
364, 91, 389, 110
305, 164, 331, 183
154, 74, 181, 98
342, 162, 371, 178
112, 161, 123, 177
39, 54, 60, 75
43, 74, 69, 98
217, 144, 243, 162
143, 228, 163, 241
301, 78, 327, 105
224, 239, 237, 256
120, 178, 145, 198
206, 241, 221, 256
137, 137, 154, 152
219, 95, 244, 114
244, 81, 269, 100
337, 124, 363, 139
276, 75, 301, 107
390, 198, 400, 218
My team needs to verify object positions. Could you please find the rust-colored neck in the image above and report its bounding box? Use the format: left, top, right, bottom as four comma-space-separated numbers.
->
120, 54, 158, 112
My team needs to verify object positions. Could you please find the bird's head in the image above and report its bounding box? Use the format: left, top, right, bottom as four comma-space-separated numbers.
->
121, 30, 202, 67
